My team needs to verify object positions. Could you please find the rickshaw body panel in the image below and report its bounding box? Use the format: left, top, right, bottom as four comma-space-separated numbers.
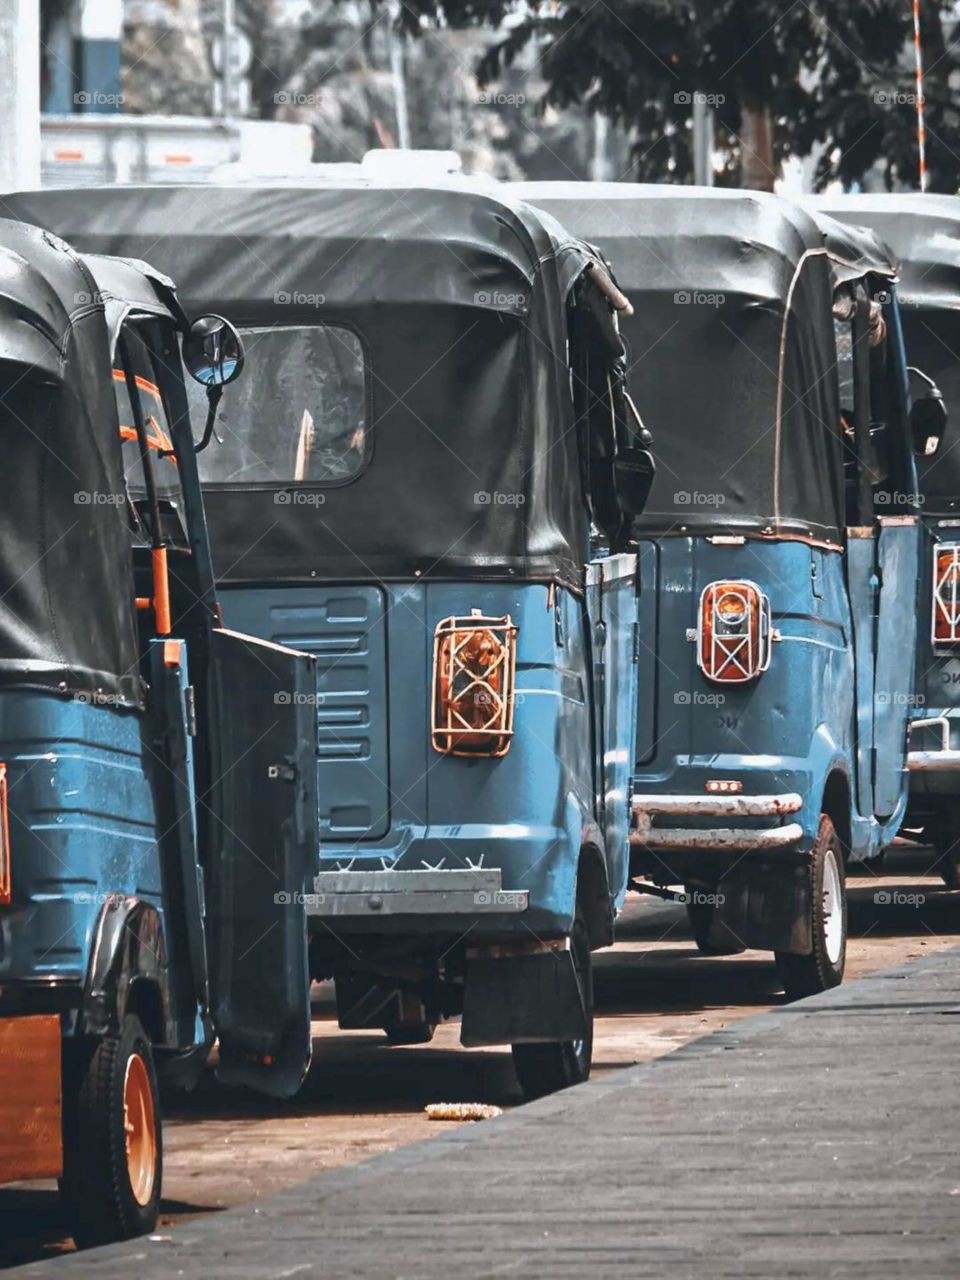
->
220, 576, 626, 940
0, 692, 160, 992
630, 534, 902, 870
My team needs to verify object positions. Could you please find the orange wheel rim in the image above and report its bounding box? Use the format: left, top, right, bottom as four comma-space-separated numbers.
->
123, 1052, 157, 1207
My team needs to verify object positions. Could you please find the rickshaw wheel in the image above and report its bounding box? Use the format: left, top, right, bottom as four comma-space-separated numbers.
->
511, 902, 593, 1100
60, 1013, 162, 1248
685, 893, 745, 955
775, 815, 846, 1000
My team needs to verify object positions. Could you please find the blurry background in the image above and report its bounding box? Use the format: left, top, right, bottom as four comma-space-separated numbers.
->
16, 0, 960, 192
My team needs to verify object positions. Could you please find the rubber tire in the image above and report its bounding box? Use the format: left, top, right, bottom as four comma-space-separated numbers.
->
933, 825, 960, 889
60, 1014, 162, 1248
511, 904, 593, 1100
685, 895, 745, 956
775, 815, 846, 1000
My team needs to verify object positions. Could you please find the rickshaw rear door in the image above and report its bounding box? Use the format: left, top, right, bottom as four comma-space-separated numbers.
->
203, 628, 319, 1098
873, 516, 922, 817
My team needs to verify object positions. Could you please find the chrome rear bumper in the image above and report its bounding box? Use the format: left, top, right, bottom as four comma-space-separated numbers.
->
630, 791, 804, 852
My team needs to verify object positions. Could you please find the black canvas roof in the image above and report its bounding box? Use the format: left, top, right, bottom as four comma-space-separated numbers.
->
512, 183, 897, 545
5, 183, 624, 586
0, 219, 182, 705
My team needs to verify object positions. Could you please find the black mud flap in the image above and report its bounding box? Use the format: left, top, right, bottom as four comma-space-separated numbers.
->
715, 860, 813, 955
461, 949, 586, 1046
204, 628, 318, 1097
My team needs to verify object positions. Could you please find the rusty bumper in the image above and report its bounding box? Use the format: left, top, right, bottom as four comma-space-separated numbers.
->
630, 792, 804, 852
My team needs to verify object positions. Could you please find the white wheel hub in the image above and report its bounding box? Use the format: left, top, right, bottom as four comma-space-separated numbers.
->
821, 847, 844, 965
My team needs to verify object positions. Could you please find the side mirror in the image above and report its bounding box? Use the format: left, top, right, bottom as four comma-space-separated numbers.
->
183, 314, 245, 388
908, 367, 948, 457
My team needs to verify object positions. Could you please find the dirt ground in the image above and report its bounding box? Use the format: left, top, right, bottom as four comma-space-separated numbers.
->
2, 843, 957, 1270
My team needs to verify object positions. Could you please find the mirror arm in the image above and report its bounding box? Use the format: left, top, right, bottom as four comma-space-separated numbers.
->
195, 385, 224, 454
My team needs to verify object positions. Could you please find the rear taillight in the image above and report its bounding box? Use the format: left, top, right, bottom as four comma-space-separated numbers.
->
431, 611, 517, 756
0, 764, 10, 904
933, 544, 960, 647
696, 580, 772, 683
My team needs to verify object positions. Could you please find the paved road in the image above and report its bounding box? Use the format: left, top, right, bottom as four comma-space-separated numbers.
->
19, 940, 960, 1277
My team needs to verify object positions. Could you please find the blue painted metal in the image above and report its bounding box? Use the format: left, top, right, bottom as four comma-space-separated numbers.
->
0, 691, 161, 988
631, 524, 916, 869
220, 569, 638, 940
873, 520, 922, 818
223, 586, 390, 841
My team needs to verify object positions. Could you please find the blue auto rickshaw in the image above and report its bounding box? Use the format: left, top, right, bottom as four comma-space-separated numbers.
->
11, 180, 655, 1096
0, 219, 318, 1243
810, 194, 960, 884
514, 183, 942, 996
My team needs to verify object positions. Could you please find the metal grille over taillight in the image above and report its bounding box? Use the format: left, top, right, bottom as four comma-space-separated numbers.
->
431, 611, 518, 756
696, 580, 773, 683
933, 544, 960, 647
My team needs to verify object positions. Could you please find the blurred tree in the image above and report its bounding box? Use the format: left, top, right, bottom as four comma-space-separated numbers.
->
124, 0, 211, 115
374, 0, 960, 191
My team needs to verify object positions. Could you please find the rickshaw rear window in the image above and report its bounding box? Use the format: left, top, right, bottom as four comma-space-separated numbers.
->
193, 325, 368, 487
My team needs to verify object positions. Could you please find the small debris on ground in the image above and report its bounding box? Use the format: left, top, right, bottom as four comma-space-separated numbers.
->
425, 1102, 502, 1122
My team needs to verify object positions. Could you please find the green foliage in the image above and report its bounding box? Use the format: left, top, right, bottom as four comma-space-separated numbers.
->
381, 0, 960, 190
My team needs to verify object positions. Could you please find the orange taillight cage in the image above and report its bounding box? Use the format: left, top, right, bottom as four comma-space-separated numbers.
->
431, 612, 518, 757
697, 579, 772, 683
0, 764, 10, 905
933, 544, 960, 647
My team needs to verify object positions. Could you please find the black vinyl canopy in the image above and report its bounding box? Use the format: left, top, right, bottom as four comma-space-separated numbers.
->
513, 183, 896, 546
5, 182, 623, 589
0, 218, 165, 706
808, 193, 960, 516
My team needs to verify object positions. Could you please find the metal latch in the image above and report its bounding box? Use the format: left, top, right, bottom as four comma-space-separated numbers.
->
184, 685, 197, 737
